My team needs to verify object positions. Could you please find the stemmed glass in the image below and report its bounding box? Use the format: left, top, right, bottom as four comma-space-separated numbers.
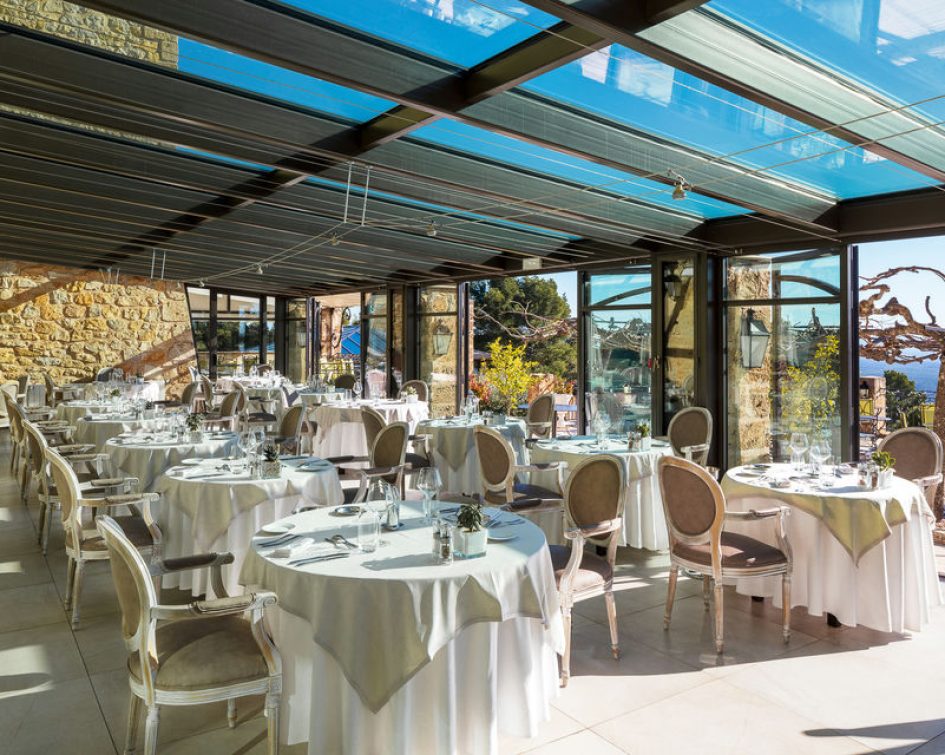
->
238, 430, 258, 469
789, 432, 809, 471
809, 438, 831, 478
417, 466, 443, 524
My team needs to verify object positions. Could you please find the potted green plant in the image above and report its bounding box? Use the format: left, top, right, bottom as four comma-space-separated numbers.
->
261, 442, 281, 479
871, 450, 895, 488
402, 385, 418, 403
455, 502, 487, 558
184, 412, 204, 442
638, 421, 651, 451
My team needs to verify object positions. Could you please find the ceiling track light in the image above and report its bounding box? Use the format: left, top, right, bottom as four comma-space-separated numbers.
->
426, 221, 438, 237
668, 169, 690, 201
329, 233, 340, 246
256, 263, 265, 275
198, 280, 205, 288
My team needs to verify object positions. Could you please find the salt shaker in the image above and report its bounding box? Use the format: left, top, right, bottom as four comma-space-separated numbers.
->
438, 521, 453, 564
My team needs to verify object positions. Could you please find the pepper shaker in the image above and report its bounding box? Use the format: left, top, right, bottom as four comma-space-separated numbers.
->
438, 521, 453, 564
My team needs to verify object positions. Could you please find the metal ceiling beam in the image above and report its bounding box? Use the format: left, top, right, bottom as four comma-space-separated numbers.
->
69, 0, 833, 229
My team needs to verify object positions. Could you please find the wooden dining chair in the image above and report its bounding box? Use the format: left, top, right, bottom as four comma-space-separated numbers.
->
473, 426, 564, 512
878, 427, 943, 513
329, 421, 409, 503
552, 455, 626, 686
667, 406, 713, 467
657, 456, 792, 653
526, 393, 556, 441
271, 404, 305, 454
203, 390, 243, 431
361, 406, 429, 472
95, 515, 282, 755
399, 379, 429, 403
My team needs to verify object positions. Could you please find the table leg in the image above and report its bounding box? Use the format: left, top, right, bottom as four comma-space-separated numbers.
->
826, 613, 841, 627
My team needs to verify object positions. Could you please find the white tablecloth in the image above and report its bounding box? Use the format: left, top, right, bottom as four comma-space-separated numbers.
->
156, 460, 343, 597
240, 501, 563, 754
529, 438, 672, 549
722, 465, 943, 632
73, 415, 164, 449
104, 433, 239, 491
55, 400, 112, 424
313, 400, 430, 458
298, 390, 347, 408
417, 418, 527, 496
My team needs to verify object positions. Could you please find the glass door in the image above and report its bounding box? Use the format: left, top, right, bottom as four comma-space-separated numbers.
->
661, 258, 697, 428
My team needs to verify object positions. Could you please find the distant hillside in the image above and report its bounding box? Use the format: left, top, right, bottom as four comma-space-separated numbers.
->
860, 357, 940, 397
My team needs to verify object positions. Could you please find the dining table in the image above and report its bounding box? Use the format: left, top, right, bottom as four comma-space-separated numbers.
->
311, 398, 430, 458
72, 413, 165, 449
155, 457, 343, 597
240, 500, 563, 755
103, 431, 239, 491
528, 436, 672, 549
722, 464, 943, 632
55, 399, 113, 424
416, 416, 528, 496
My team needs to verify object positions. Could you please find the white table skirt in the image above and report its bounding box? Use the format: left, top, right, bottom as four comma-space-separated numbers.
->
267, 608, 560, 755
74, 416, 161, 449
725, 491, 942, 633
313, 400, 430, 459
529, 440, 671, 550
104, 435, 238, 491
418, 419, 527, 496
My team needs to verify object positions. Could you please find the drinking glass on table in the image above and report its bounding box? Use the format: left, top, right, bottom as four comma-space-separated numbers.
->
238, 431, 257, 467
809, 438, 830, 473
417, 466, 442, 524
789, 432, 809, 471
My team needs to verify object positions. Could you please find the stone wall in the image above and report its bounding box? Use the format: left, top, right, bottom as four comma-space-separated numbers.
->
0, 260, 196, 397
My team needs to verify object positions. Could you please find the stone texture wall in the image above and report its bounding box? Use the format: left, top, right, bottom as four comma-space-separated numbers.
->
0, 260, 196, 397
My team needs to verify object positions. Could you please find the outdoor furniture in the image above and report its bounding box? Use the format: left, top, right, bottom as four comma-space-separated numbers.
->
95, 515, 283, 755
526, 393, 556, 440
399, 379, 429, 403
552, 454, 626, 686
473, 425, 563, 513
659, 456, 792, 653
878, 427, 943, 515
312, 398, 429, 458
329, 421, 408, 503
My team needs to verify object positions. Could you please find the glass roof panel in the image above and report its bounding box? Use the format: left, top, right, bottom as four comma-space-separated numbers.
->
411, 121, 745, 218
178, 38, 393, 122
280, 0, 558, 67
709, 0, 945, 123
520, 43, 936, 199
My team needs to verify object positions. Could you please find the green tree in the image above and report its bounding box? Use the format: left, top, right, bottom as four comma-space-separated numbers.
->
470, 276, 575, 379
781, 334, 840, 435
883, 369, 925, 429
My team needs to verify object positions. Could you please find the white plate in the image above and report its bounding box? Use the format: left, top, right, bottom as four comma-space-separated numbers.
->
487, 532, 518, 542
180, 458, 204, 466
260, 521, 296, 534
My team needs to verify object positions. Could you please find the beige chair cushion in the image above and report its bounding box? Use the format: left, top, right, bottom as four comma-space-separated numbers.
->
67, 514, 153, 552
129, 615, 268, 691
483, 482, 560, 505
549, 545, 613, 591
674, 531, 786, 569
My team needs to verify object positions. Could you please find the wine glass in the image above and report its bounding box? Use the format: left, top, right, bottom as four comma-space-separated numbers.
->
789, 432, 809, 471
417, 466, 443, 524
238, 430, 257, 466
810, 438, 831, 475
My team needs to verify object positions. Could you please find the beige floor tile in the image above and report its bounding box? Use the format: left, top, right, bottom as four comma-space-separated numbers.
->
0, 676, 117, 755
0, 521, 43, 558
906, 730, 945, 755
0, 502, 38, 528
525, 729, 626, 754
499, 706, 584, 754
0, 581, 67, 633
0, 550, 52, 591
593, 679, 870, 755
72, 611, 127, 675
0, 621, 86, 690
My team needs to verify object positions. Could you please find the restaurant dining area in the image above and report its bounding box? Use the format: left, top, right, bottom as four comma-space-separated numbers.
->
5, 1, 945, 754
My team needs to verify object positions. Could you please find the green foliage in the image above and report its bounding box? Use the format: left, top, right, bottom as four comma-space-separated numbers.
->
637, 421, 650, 437
871, 450, 895, 471
470, 276, 575, 379
781, 335, 840, 434
883, 369, 925, 429
457, 502, 484, 532
478, 340, 537, 414
263, 442, 279, 462
185, 413, 203, 431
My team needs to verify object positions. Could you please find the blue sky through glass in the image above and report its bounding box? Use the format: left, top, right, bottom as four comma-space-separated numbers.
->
521, 43, 936, 200
280, 0, 557, 67
412, 121, 745, 218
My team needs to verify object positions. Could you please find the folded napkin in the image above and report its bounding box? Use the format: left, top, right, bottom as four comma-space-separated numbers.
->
272, 541, 341, 560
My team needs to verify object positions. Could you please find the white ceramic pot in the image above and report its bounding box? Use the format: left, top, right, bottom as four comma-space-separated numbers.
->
878, 468, 893, 489
405, 394, 417, 403
492, 413, 507, 427
189, 431, 202, 443
262, 461, 282, 479
640, 436, 651, 451
456, 527, 487, 559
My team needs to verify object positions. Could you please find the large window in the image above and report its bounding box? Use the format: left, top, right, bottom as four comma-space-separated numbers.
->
419, 285, 459, 417
362, 291, 388, 396
724, 251, 843, 467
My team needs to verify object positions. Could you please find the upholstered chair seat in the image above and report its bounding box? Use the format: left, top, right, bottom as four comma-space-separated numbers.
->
474, 426, 564, 513
549, 545, 613, 591
674, 531, 787, 569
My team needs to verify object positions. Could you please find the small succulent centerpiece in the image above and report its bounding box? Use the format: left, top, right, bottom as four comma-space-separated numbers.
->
638, 421, 651, 451
109, 388, 121, 399
871, 450, 895, 488
403, 385, 418, 403
185, 412, 204, 442
455, 502, 487, 558
261, 442, 281, 479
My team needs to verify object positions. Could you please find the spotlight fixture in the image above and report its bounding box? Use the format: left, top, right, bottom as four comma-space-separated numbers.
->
426, 221, 438, 238
668, 169, 690, 201
330, 234, 340, 246
256, 263, 264, 275
198, 280, 205, 288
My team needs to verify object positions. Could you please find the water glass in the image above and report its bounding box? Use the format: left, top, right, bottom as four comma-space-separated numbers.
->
789, 432, 809, 470
417, 467, 442, 523
357, 506, 381, 553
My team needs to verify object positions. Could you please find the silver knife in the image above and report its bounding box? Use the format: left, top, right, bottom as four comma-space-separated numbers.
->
289, 552, 351, 566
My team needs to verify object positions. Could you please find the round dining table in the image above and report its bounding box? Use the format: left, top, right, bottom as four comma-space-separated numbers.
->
155, 458, 343, 597
416, 416, 527, 495
240, 501, 563, 755
104, 431, 239, 491
73, 413, 165, 449
529, 437, 672, 549
55, 400, 112, 424
312, 399, 430, 458
722, 464, 943, 632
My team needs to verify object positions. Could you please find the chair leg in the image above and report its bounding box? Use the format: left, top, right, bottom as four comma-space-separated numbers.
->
559, 606, 572, 687
143, 705, 160, 755
664, 566, 679, 629
70, 560, 85, 629
42, 503, 55, 554
782, 574, 792, 643
125, 692, 142, 754
37, 501, 47, 545
64, 557, 77, 610
604, 589, 620, 660
227, 698, 237, 729
265, 692, 280, 755
713, 582, 725, 654
702, 575, 711, 611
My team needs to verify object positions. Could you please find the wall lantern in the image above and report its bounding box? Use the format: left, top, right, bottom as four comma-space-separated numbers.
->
296, 330, 308, 348
740, 308, 770, 369
665, 273, 684, 299
432, 319, 453, 356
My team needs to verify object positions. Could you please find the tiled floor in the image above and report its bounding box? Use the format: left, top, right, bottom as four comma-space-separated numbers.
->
3, 444, 945, 755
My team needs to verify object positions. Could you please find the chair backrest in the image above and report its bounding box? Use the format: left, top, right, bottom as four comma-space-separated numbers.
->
657, 456, 725, 566
371, 421, 407, 485
878, 427, 943, 482
23, 420, 49, 475
473, 425, 515, 493
564, 455, 626, 544
279, 404, 305, 440
219, 389, 242, 417
668, 407, 713, 466
17, 374, 30, 393
257, 363, 273, 375
334, 373, 357, 390
43, 372, 57, 406
527, 393, 556, 438
7, 398, 24, 442
94, 367, 112, 382
281, 384, 299, 408
361, 406, 387, 451
180, 382, 200, 410
399, 380, 429, 403
200, 374, 214, 401
46, 447, 82, 529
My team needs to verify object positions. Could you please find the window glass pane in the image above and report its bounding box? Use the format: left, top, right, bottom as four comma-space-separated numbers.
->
391, 290, 404, 390
588, 271, 651, 307
365, 292, 388, 317
663, 260, 696, 429
420, 286, 459, 416
365, 316, 388, 393
187, 287, 211, 314
586, 309, 652, 432
283, 0, 558, 67
726, 301, 842, 466
725, 251, 841, 301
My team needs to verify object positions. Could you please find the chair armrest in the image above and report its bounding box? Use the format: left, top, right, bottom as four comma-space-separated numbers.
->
88, 477, 139, 489
63, 453, 106, 463
913, 473, 943, 489
725, 507, 785, 521
151, 591, 278, 621
681, 443, 710, 454
514, 461, 564, 473
79, 492, 159, 508
326, 455, 366, 465
357, 465, 403, 479
57, 443, 96, 454
565, 517, 622, 540
150, 552, 234, 575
